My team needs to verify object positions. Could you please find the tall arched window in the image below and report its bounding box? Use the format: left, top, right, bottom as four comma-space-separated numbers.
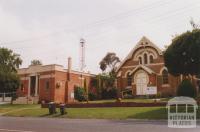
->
127, 73, 132, 86
162, 69, 169, 84
144, 53, 148, 64
149, 55, 153, 63
139, 57, 142, 64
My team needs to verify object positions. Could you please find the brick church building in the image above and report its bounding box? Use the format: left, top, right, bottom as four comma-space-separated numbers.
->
116, 36, 182, 97
16, 57, 95, 104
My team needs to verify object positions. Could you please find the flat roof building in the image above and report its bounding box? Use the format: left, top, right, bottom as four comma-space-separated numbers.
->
16, 58, 95, 104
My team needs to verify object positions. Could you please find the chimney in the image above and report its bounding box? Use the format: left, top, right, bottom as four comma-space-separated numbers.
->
67, 57, 72, 81
68, 57, 72, 72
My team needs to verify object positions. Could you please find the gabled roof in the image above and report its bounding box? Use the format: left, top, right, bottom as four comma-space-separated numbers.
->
130, 65, 155, 75
116, 36, 163, 72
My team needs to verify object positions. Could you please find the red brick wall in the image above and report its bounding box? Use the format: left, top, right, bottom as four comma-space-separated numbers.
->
54, 71, 67, 103
18, 69, 95, 103
39, 77, 55, 102
148, 74, 156, 86
66, 72, 93, 103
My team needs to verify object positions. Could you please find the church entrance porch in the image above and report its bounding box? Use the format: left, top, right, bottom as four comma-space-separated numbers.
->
135, 70, 149, 95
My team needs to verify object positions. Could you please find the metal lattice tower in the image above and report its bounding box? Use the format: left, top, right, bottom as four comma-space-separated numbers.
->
79, 38, 86, 72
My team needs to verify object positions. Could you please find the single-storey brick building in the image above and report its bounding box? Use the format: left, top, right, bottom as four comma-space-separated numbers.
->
17, 57, 95, 104
116, 36, 182, 97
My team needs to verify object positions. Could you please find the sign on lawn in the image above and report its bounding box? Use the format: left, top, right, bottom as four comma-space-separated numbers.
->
146, 86, 157, 95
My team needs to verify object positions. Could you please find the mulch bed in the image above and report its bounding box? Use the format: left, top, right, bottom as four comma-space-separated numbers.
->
41, 102, 167, 108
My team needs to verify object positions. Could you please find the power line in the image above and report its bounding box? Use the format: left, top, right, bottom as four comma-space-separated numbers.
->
6, 1, 199, 53
2, 0, 200, 62
2, 0, 177, 45
83, 3, 200, 43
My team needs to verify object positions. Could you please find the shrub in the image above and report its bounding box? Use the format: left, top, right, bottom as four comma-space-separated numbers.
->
101, 88, 117, 99
88, 92, 97, 101
156, 92, 162, 98
74, 86, 86, 102
177, 79, 197, 98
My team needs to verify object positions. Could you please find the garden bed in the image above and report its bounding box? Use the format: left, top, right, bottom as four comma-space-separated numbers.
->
41, 101, 167, 108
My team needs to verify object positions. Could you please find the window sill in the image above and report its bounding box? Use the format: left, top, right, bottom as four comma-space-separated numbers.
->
125, 86, 132, 89
162, 84, 170, 87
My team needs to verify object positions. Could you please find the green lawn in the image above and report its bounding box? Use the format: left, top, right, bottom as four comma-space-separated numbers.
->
0, 103, 199, 120
0, 104, 40, 115
0, 104, 166, 119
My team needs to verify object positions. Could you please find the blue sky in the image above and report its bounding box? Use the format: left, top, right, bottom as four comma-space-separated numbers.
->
0, 0, 200, 73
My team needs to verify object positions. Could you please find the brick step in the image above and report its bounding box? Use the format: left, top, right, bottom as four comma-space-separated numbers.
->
13, 96, 39, 104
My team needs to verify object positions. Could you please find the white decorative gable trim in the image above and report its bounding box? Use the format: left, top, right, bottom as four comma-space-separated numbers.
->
133, 48, 158, 61
159, 66, 168, 75
130, 65, 155, 75
117, 71, 122, 77
116, 36, 163, 72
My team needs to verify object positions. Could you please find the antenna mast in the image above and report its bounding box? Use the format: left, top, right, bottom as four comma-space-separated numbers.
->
79, 38, 86, 72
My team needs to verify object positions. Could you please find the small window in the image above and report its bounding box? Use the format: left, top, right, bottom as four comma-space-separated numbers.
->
139, 57, 142, 64
149, 55, 153, 63
127, 73, 132, 86
45, 80, 50, 90
162, 69, 169, 84
144, 53, 148, 64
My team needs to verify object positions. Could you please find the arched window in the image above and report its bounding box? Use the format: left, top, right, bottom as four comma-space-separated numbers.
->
162, 69, 169, 84
139, 57, 142, 64
149, 55, 153, 63
127, 73, 132, 86
144, 53, 148, 64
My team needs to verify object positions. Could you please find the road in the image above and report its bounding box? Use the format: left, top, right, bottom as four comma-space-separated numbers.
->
0, 117, 200, 132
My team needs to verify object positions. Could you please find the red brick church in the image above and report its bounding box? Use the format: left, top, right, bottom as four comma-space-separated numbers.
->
116, 36, 182, 97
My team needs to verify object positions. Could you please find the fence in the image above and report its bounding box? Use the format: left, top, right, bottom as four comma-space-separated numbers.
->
0, 92, 16, 102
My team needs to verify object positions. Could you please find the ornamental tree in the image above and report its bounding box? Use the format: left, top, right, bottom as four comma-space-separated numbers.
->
99, 52, 120, 74
0, 47, 22, 103
164, 29, 200, 76
30, 59, 42, 66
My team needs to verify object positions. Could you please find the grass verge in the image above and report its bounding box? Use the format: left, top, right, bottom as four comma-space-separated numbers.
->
1, 104, 199, 120
0, 104, 167, 119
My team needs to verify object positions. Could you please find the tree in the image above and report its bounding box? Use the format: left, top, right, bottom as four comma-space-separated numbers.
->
98, 53, 120, 99
190, 18, 200, 29
177, 79, 196, 98
0, 47, 22, 102
164, 29, 200, 76
30, 59, 42, 66
0, 48, 22, 72
95, 73, 117, 99
99, 52, 120, 73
